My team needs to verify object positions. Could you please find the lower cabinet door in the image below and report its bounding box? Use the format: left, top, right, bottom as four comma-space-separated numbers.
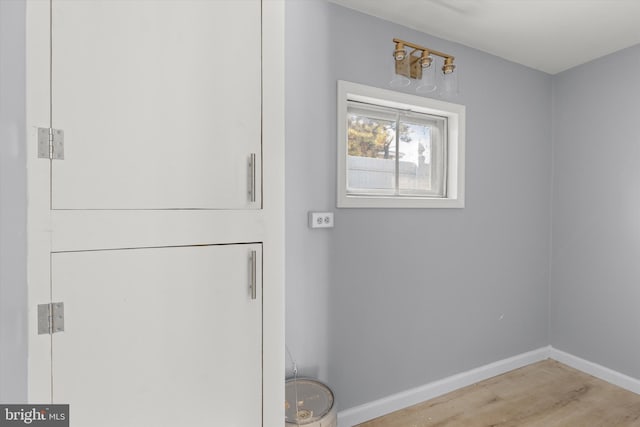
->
50, 243, 262, 427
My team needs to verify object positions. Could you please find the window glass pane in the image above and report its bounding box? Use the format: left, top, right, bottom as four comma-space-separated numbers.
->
347, 113, 397, 193
398, 118, 446, 197
397, 122, 432, 193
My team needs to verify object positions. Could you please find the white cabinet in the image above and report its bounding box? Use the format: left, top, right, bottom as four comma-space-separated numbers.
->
51, 0, 262, 210
51, 244, 262, 427
26, 1, 284, 426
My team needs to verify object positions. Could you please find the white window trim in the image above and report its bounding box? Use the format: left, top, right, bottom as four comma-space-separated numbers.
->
337, 80, 466, 208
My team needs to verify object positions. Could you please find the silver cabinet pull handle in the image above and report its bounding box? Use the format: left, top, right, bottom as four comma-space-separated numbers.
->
249, 250, 257, 300
248, 153, 256, 203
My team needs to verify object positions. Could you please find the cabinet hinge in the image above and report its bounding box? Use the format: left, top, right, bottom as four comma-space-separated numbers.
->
37, 302, 65, 335
37, 127, 65, 160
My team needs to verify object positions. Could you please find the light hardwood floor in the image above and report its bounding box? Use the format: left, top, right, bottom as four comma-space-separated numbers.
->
357, 359, 640, 426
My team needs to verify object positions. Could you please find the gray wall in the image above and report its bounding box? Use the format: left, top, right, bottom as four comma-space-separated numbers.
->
550, 45, 640, 378
0, 0, 28, 402
286, 1, 552, 410
285, 0, 334, 380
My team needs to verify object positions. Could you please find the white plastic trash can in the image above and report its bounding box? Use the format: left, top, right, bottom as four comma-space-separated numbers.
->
285, 378, 337, 427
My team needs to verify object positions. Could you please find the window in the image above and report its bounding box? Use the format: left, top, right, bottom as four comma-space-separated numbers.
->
337, 81, 465, 208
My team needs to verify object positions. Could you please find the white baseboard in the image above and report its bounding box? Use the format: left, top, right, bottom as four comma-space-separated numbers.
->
549, 347, 640, 396
337, 347, 551, 427
338, 346, 640, 426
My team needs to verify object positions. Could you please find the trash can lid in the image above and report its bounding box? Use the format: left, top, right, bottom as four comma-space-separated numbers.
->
285, 378, 334, 425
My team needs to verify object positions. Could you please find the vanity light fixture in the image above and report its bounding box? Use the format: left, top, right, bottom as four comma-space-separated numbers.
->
390, 38, 458, 97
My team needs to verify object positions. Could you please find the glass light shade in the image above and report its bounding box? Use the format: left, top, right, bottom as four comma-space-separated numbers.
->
390, 73, 411, 88
415, 62, 436, 94
439, 70, 459, 98
390, 51, 411, 88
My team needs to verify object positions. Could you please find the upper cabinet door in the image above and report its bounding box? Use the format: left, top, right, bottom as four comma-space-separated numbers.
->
50, 0, 261, 210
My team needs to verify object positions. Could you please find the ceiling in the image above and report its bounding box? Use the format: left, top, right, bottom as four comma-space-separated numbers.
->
328, 0, 640, 74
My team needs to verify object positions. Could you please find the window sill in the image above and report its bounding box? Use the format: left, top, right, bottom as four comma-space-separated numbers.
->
337, 194, 464, 209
